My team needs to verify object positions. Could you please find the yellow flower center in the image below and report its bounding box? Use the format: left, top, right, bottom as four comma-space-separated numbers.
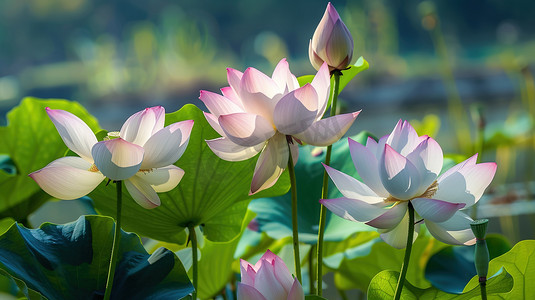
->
384, 180, 438, 204
88, 164, 99, 172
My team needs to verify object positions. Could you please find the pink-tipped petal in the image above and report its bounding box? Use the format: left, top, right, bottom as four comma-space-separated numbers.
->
240, 260, 257, 286
46, 108, 98, 162
438, 154, 478, 180
29, 157, 104, 200
203, 112, 224, 136
273, 84, 318, 135
434, 162, 497, 206
379, 211, 420, 249
310, 63, 330, 118
91, 138, 144, 181
206, 137, 264, 162
365, 202, 408, 229
250, 133, 288, 194
348, 138, 389, 197
136, 165, 185, 193
227, 68, 244, 97
411, 198, 465, 223
294, 111, 360, 146
199, 90, 244, 117
124, 176, 160, 209
287, 279, 305, 300
379, 144, 422, 200
386, 120, 421, 156
323, 164, 383, 203
365, 136, 378, 154
271, 58, 299, 93
311, 5, 336, 58
120, 106, 165, 146
425, 211, 476, 246
141, 120, 193, 169
253, 262, 286, 300
237, 283, 267, 300
406, 137, 443, 194
319, 197, 385, 223
219, 113, 275, 147
240, 67, 281, 121
221, 86, 243, 108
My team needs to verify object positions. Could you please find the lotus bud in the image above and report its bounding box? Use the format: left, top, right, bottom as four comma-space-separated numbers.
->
309, 2, 354, 72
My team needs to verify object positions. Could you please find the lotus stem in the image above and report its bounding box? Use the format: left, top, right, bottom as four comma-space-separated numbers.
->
287, 144, 302, 283
316, 70, 342, 295
394, 201, 415, 300
104, 180, 123, 300
188, 223, 199, 299
309, 244, 316, 294
471, 219, 489, 300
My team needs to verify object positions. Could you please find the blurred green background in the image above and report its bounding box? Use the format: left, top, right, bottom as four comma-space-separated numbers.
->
1, 0, 535, 240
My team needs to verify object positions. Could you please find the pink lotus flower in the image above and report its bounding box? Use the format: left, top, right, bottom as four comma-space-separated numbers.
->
309, 2, 354, 72
238, 250, 304, 300
320, 120, 497, 248
30, 106, 193, 209
200, 58, 360, 194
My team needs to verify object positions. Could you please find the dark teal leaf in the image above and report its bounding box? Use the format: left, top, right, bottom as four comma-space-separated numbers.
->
0, 215, 193, 300
91, 104, 290, 243
249, 131, 376, 244
425, 234, 512, 293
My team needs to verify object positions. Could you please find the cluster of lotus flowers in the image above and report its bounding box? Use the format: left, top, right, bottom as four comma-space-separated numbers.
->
28, 3, 496, 299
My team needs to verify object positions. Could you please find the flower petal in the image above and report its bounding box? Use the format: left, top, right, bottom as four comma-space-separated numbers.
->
240, 67, 281, 122
319, 197, 385, 223
136, 165, 185, 193
240, 260, 257, 286
220, 86, 243, 108
250, 133, 288, 195
120, 106, 165, 146
124, 176, 160, 209
141, 120, 193, 169
365, 202, 408, 229
325, 19, 353, 68
253, 262, 286, 300
348, 138, 389, 197
406, 137, 443, 194
46, 108, 98, 162
411, 198, 465, 223
227, 68, 244, 98
219, 113, 275, 147
91, 138, 144, 181
311, 63, 331, 119
379, 211, 420, 249
386, 120, 421, 156
237, 283, 267, 300
271, 58, 299, 93
294, 111, 360, 146
203, 112, 224, 136
273, 84, 318, 135
379, 144, 421, 200
425, 211, 476, 245
287, 279, 305, 300
308, 40, 325, 71
199, 90, 243, 117
29, 157, 104, 200
323, 163, 383, 203
434, 161, 497, 206
438, 154, 477, 180
206, 137, 264, 161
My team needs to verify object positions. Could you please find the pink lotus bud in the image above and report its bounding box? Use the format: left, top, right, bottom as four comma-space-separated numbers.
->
309, 2, 354, 72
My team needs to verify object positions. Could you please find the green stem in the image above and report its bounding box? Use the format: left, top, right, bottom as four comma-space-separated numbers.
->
104, 181, 123, 300
308, 244, 316, 294
188, 224, 198, 299
480, 279, 487, 300
394, 202, 415, 300
316, 70, 341, 295
287, 142, 302, 283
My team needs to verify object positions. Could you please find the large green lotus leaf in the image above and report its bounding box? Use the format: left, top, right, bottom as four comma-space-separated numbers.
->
463, 239, 535, 299
0, 215, 193, 300
367, 267, 512, 300
0, 98, 100, 222
331, 232, 447, 292
91, 104, 289, 244
249, 131, 376, 244
425, 234, 511, 293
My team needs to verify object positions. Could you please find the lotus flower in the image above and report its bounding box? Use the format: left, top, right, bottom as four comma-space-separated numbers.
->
238, 250, 304, 300
30, 106, 193, 209
320, 120, 497, 248
309, 2, 354, 72
200, 58, 360, 194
